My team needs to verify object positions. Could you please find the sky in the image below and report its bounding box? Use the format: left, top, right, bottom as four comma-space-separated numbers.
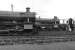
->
0, 0, 75, 19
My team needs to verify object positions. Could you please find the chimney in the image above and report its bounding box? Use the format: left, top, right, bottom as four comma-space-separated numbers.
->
26, 7, 30, 12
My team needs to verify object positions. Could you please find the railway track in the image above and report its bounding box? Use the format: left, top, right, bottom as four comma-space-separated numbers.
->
0, 34, 74, 46
0, 31, 74, 45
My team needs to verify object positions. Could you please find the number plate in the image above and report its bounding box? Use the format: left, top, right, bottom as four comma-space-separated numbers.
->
24, 24, 33, 29
54, 25, 58, 28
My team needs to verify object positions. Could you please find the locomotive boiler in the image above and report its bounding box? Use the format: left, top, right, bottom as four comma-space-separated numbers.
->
0, 7, 38, 35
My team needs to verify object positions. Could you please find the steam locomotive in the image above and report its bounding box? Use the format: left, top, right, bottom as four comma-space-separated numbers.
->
0, 7, 74, 36
0, 7, 38, 35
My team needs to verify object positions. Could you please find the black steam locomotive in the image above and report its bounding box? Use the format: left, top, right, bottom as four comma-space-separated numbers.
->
0, 7, 74, 36
0, 7, 38, 35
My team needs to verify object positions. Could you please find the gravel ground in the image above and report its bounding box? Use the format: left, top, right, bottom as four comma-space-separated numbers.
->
0, 32, 75, 50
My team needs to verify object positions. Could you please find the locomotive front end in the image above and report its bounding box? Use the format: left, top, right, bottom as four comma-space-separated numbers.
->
18, 7, 37, 34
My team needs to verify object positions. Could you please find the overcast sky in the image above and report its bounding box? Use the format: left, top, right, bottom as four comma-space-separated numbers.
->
0, 0, 75, 19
